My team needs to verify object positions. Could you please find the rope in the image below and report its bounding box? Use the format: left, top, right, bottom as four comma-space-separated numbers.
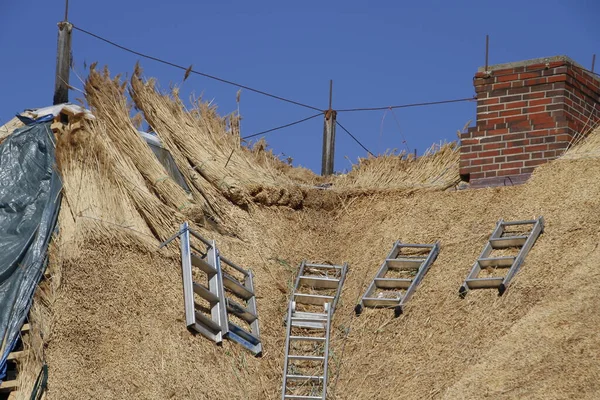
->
71, 25, 323, 112
241, 112, 323, 140
335, 120, 375, 157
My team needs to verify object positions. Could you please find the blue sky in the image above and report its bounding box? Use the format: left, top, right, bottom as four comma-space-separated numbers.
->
1, 1, 598, 173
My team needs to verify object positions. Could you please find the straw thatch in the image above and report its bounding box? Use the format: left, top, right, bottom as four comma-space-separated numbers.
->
8, 66, 600, 399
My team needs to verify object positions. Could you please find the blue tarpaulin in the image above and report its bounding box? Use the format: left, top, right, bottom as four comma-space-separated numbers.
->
0, 121, 61, 382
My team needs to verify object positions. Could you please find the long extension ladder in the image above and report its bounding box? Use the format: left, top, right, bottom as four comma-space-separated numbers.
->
280, 261, 347, 399
459, 217, 544, 297
281, 301, 332, 400
161, 222, 262, 355
355, 241, 440, 317
289, 261, 347, 329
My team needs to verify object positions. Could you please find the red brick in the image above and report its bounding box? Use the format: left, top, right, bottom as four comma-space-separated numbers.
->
485, 171, 498, 178
470, 172, 485, 179
502, 133, 525, 141
523, 92, 545, 100
471, 157, 494, 166
494, 156, 506, 163
503, 147, 525, 155
544, 150, 558, 158
483, 142, 506, 150
530, 98, 553, 106
479, 150, 501, 157
482, 164, 499, 171
461, 152, 479, 160
502, 161, 524, 169
488, 104, 505, 111
479, 112, 500, 120
556, 134, 572, 142
492, 82, 512, 90
524, 78, 548, 86
525, 144, 548, 152
461, 139, 479, 145
522, 105, 545, 113
498, 73, 519, 82
461, 166, 483, 174
500, 109, 521, 117
533, 121, 556, 130
548, 75, 567, 83
460, 160, 471, 168
497, 168, 521, 176
525, 159, 547, 167
548, 142, 568, 150
519, 72, 542, 79
506, 153, 530, 161
507, 140, 529, 148
480, 98, 500, 105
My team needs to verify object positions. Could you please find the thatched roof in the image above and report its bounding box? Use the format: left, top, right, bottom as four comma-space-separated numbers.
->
8, 65, 600, 399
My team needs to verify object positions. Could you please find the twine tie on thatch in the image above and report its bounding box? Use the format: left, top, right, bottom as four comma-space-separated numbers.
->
154, 176, 169, 185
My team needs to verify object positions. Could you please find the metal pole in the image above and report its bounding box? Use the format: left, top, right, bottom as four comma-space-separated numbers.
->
484, 34, 489, 73
54, 0, 72, 105
53, 21, 73, 105
321, 80, 336, 176
592, 54, 596, 74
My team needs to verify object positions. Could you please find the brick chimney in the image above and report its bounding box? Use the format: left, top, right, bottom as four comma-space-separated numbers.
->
460, 56, 600, 187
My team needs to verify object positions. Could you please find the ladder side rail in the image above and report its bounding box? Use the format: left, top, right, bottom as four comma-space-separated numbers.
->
460, 220, 506, 295
293, 261, 307, 296
210, 243, 229, 341
321, 304, 333, 400
281, 301, 295, 400
356, 241, 401, 314
180, 223, 196, 327
188, 227, 213, 247
245, 269, 262, 356
221, 255, 250, 277
331, 263, 348, 314
399, 242, 440, 310
500, 217, 544, 293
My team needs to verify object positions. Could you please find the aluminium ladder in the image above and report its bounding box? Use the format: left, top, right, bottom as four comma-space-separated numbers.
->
289, 261, 348, 329
161, 222, 262, 355
356, 241, 440, 317
459, 217, 544, 297
281, 301, 332, 400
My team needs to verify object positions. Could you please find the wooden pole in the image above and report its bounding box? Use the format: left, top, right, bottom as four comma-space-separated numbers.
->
592, 54, 596, 74
53, 1, 72, 105
321, 80, 336, 176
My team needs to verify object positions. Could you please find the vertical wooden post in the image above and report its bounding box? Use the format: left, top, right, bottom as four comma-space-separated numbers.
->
321, 80, 336, 176
592, 54, 596, 74
53, 1, 72, 105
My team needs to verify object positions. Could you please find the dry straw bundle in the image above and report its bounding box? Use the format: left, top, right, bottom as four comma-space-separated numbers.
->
129, 68, 306, 209
334, 142, 460, 191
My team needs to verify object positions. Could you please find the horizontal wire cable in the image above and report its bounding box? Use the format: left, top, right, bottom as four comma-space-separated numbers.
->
335, 120, 375, 156
337, 96, 476, 113
241, 112, 323, 140
72, 25, 323, 112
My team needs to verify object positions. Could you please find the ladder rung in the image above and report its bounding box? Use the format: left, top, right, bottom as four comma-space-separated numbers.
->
288, 355, 325, 361
191, 253, 216, 274
194, 311, 222, 332
304, 263, 342, 270
293, 311, 327, 319
7, 351, 27, 362
298, 276, 340, 289
223, 273, 253, 300
489, 236, 528, 248
291, 316, 328, 323
0, 380, 18, 392
286, 375, 323, 382
294, 293, 334, 306
228, 321, 261, 346
284, 396, 322, 400
501, 220, 537, 226
478, 256, 516, 268
362, 297, 401, 307
374, 278, 412, 289
466, 277, 504, 289
226, 298, 257, 323
386, 258, 423, 270
397, 243, 435, 248
192, 282, 219, 303
289, 336, 326, 342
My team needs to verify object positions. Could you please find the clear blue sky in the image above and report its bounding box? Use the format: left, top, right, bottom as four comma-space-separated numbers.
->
1, 1, 598, 173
